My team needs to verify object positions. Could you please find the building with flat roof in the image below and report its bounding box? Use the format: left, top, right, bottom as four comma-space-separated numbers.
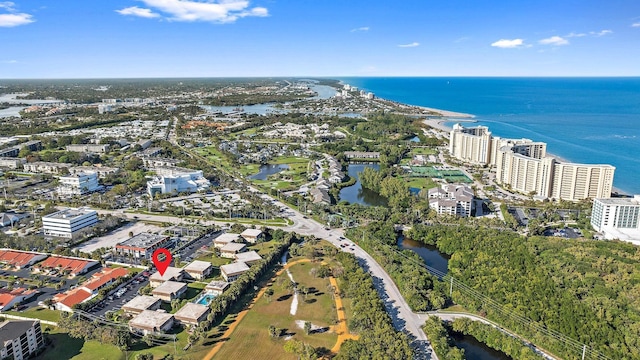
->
22, 161, 70, 174
122, 295, 162, 315
220, 242, 246, 258
183, 260, 213, 280
66, 144, 110, 153
450, 124, 615, 201
42, 207, 98, 239
220, 262, 250, 282
0, 140, 41, 158
174, 303, 210, 326
205, 280, 230, 296
240, 228, 264, 244
343, 151, 380, 159
149, 267, 185, 287
69, 166, 119, 178
147, 169, 210, 197
213, 233, 240, 248
152, 281, 187, 302
115, 233, 171, 260
0, 320, 44, 360
234, 251, 262, 266
57, 172, 100, 196
0, 157, 25, 169
591, 195, 640, 244
129, 310, 174, 335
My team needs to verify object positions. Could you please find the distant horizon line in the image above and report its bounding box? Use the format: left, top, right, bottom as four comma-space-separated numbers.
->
1, 75, 640, 81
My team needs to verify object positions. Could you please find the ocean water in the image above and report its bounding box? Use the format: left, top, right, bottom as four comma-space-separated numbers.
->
339, 77, 640, 195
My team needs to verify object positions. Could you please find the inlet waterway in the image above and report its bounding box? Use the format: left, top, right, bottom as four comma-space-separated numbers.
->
396, 234, 449, 275
338, 163, 387, 207
396, 233, 511, 359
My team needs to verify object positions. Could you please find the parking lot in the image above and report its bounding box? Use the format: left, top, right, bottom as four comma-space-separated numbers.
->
88, 274, 150, 317
175, 230, 221, 264
76, 222, 164, 254
0, 265, 103, 310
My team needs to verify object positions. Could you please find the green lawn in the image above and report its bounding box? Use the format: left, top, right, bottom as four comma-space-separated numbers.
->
214, 261, 339, 359
249, 240, 280, 256
195, 254, 233, 268
5, 308, 62, 323
410, 147, 438, 155
405, 176, 438, 190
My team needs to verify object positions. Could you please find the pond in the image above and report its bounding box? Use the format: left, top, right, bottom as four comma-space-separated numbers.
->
249, 164, 289, 180
396, 233, 449, 275
338, 163, 388, 207
452, 332, 513, 360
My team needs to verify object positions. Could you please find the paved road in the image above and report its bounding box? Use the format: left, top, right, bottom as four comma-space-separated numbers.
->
96, 201, 438, 359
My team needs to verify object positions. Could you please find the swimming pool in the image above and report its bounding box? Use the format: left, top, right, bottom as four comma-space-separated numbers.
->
195, 293, 217, 306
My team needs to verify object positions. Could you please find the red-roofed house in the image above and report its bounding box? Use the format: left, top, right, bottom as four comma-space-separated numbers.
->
53, 288, 92, 312
0, 249, 47, 269
0, 288, 38, 311
52, 267, 129, 312
34, 256, 98, 277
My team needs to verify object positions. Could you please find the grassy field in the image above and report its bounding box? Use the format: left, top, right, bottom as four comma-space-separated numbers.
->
405, 176, 438, 190
214, 261, 338, 359
410, 147, 438, 155
5, 308, 62, 322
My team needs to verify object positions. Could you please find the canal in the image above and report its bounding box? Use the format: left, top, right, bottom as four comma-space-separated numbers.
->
397, 232, 511, 360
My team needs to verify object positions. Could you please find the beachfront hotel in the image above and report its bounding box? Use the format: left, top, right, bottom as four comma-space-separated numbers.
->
449, 124, 615, 201
591, 195, 640, 244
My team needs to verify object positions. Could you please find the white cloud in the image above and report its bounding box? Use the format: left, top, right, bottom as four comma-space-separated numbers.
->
0, 12, 33, 27
633, 22, 640, 28
2, 60, 17, 63
539, 36, 569, 46
116, 6, 160, 18
350, 26, 369, 32
454, 36, 470, 43
117, 0, 269, 23
590, 29, 612, 36
0, 2, 15, 11
398, 42, 419, 48
566, 32, 586, 38
491, 38, 525, 48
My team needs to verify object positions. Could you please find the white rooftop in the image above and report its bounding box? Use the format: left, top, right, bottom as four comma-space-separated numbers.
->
129, 310, 174, 328
150, 267, 184, 282
220, 262, 250, 276
152, 280, 187, 295
183, 260, 212, 273
206, 280, 230, 291
214, 233, 240, 243
241, 228, 263, 237
234, 251, 262, 263
122, 295, 160, 311
220, 242, 246, 253
174, 303, 209, 321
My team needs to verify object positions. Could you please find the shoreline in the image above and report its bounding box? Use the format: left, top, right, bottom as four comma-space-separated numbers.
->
421, 119, 630, 196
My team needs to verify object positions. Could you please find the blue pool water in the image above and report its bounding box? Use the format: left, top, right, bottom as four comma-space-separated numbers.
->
196, 293, 217, 306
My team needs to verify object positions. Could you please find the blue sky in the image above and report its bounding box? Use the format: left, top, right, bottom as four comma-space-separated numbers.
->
1, 0, 639, 78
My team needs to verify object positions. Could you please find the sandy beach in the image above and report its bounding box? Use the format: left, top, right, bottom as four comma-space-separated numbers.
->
417, 105, 475, 119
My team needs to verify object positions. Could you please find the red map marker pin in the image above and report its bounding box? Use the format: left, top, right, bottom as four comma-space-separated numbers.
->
152, 248, 172, 276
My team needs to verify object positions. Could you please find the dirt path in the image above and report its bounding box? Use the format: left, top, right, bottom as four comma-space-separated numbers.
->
329, 276, 359, 353
202, 259, 310, 360
203, 258, 359, 359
